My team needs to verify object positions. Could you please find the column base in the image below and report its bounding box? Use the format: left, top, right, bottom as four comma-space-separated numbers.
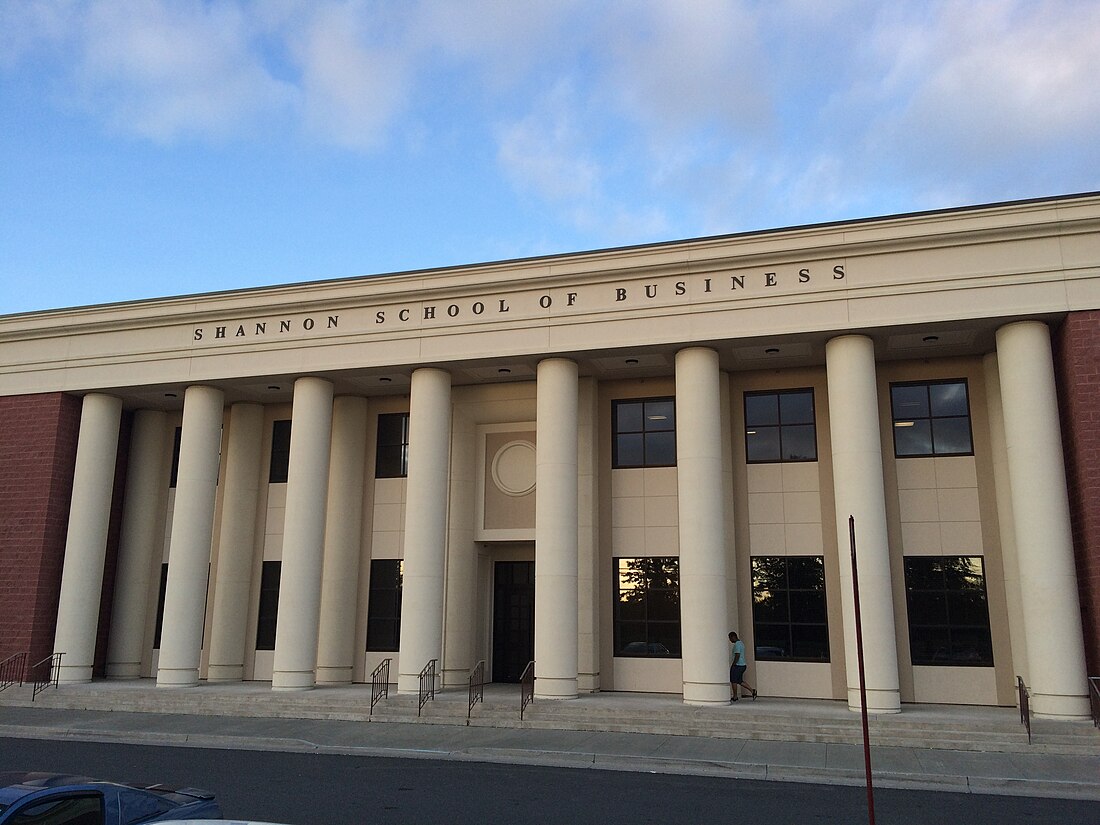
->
156, 668, 199, 687
1032, 692, 1091, 719
578, 672, 600, 693
104, 662, 141, 679
206, 663, 244, 682
272, 671, 316, 691
316, 666, 353, 685
397, 673, 437, 694
441, 668, 468, 689
683, 681, 730, 705
56, 665, 93, 684
847, 687, 901, 713
534, 676, 578, 700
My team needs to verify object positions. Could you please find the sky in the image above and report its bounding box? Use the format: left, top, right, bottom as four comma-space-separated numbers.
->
2, 0, 1098, 316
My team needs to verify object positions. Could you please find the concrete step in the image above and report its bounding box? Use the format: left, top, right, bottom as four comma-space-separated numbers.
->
4, 682, 1096, 756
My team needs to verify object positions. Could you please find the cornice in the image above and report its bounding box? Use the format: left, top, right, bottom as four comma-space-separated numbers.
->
2, 193, 1098, 342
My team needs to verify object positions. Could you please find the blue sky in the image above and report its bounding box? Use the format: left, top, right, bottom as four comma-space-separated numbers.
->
2, 0, 1098, 315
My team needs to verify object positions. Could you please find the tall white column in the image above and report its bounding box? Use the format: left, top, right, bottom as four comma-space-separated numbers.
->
105, 409, 168, 679
577, 377, 601, 693
982, 354, 1029, 687
825, 335, 901, 713
206, 402, 264, 682
996, 321, 1089, 718
157, 385, 224, 687
54, 393, 123, 683
442, 406, 477, 688
272, 377, 334, 690
675, 348, 730, 704
720, 376, 740, 636
534, 358, 579, 699
397, 368, 452, 693
317, 395, 368, 685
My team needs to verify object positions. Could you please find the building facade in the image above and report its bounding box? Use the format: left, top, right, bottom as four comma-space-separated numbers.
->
2, 194, 1098, 718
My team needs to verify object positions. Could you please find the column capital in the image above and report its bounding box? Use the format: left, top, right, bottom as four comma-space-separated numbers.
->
675, 344, 719, 359
537, 356, 577, 369
411, 366, 451, 379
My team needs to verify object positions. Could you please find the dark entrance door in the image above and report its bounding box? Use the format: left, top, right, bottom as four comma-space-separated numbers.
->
492, 560, 535, 683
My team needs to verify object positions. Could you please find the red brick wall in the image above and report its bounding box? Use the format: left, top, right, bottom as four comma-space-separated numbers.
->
1054, 310, 1100, 677
0, 393, 81, 667
0, 394, 132, 677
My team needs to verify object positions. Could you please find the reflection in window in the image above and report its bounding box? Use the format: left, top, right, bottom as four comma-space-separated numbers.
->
751, 556, 830, 661
118, 788, 174, 824
366, 559, 403, 651
9, 793, 104, 824
904, 556, 993, 666
612, 398, 676, 468
255, 560, 281, 651
152, 562, 169, 649
376, 413, 410, 478
269, 419, 292, 483
613, 557, 681, 657
169, 426, 182, 488
891, 380, 973, 457
745, 389, 817, 463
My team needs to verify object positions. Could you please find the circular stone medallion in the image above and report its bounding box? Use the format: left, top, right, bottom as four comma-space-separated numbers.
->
491, 440, 536, 496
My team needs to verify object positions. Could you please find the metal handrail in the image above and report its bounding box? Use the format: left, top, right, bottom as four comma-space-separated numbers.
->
467, 660, 485, 723
1088, 676, 1100, 729
519, 660, 535, 721
369, 658, 391, 717
31, 652, 64, 701
0, 652, 27, 691
1017, 675, 1032, 744
417, 659, 438, 717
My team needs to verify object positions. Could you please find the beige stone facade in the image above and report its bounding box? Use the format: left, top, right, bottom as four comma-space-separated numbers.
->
3, 194, 1099, 717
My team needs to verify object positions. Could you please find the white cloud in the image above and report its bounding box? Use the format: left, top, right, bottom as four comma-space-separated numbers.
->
0, 0, 77, 69
496, 82, 600, 202
2, 0, 1096, 235
600, 0, 772, 139
72, 1, 296, 141
858, 1, 1100, 196
284, 3, 412, 150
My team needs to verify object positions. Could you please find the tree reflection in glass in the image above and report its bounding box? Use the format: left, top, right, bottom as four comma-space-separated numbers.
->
904, 556, 993, 666
751, 556, 829, 661
614, 557, 681, 657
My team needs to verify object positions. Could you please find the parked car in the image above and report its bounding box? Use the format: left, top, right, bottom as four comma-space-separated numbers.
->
0, 772, 220, 824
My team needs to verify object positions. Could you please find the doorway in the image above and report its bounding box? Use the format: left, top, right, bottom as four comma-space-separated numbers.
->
492, 560, 534, 683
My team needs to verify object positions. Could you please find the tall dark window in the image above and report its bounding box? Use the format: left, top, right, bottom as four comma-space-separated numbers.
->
366, 559, 403, 651
255, 560, 281, 651
269, 420, 292, 483
375, 413, 410, 478
152, 563, 169, 649
612, 398, 676, 468
904, 556, 993, 666
745, 389, 817, 462
168, 426, 182, 488
613, 557, 681, 657
751, 556, 830, 661
891, 380, 973, 457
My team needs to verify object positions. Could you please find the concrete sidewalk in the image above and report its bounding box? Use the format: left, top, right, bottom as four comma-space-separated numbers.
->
1, 682, 1097, 800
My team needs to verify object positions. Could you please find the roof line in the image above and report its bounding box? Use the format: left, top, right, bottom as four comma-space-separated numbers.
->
7, 190, 1100, 319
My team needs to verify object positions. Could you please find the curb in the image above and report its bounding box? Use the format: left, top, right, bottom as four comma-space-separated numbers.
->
3, 723, 1098, 801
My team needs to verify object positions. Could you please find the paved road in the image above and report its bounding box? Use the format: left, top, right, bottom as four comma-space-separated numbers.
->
1, 737, 1094, 824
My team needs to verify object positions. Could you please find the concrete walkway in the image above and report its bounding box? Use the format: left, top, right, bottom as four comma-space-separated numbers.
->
1, 681, 1097, 800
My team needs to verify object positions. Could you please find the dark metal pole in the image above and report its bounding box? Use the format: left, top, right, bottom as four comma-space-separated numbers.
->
849, 515, 876, 825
